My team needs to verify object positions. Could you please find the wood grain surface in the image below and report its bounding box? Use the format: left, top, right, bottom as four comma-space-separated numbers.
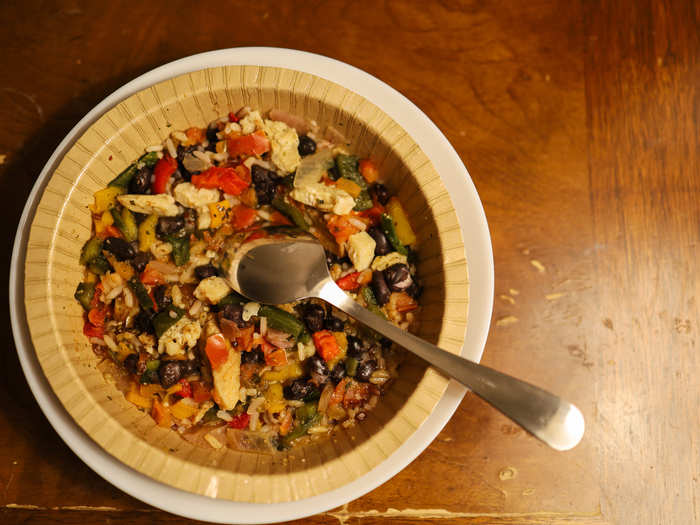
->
0, 1, 697, 524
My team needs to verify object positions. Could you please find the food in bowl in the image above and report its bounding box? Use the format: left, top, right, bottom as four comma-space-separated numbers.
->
74, 108, 421, 451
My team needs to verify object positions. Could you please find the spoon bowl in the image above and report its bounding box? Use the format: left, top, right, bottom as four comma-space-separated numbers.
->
228, 236, 585, 451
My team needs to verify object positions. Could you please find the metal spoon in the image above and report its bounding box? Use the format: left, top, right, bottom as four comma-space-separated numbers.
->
227, 237, 584, 451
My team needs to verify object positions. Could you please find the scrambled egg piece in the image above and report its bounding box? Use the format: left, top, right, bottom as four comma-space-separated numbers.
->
371, 251, 409, 271
173, 182, 220, 229
290, 183, 355, 215
194, 276, 231, 304
239, 110, 264, 135
347, 231, 376, 271
263, 119, 301, 173
117, 194, 180, 216
157, 317, 201, 356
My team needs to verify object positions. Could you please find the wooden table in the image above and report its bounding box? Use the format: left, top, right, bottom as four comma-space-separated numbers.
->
1, 1, 697, 524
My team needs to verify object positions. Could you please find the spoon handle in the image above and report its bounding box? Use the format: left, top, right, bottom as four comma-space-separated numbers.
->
317, 279, 585, 451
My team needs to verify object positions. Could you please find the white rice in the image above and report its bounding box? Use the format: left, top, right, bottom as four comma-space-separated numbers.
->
189, 300, 202, 317
259, 316, 267, 336
123, 288, 133, 308
105, 285, 123, 302
89, 337, 106, 346
146, 144, 163, 152
212, 152, 228, 163
347, 217, 368, 230
103, 334, 119, 354
172, 131, 188, 143
165, 137, 177, 158
192, 150, 212, 166
217, 410, 233, 422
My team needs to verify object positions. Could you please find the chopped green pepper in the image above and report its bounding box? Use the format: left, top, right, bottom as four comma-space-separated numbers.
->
166, 234, 190, 266
295, 402, 318, 424
280, 412, 320, 448
110, 207, 138, 242
345, 357, 359, 377
334, 155, 372, 211
361, 286, 388, 319
297, 328, 311, 344
139, 369, 159, 384
108, 152, 159, 188
79, 237, 103, 265
88, 254, 111, 275
127, 278, 154, 311
74, 282, 95, 311
258, 305, 304, 339
217, 291, 247, 307
353, 190, 373, 211
146, 359, 161, 371
380, 213, 408, 255
152, 305, 184, 338
271, 196, 309, 231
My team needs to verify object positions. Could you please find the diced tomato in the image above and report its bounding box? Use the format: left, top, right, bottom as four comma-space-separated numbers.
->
326, 214, 360, 245
185, 127, 205, 144
228, 412, 250, 429
205, 334, 229, 370
227, 131, 270, 158
359, 159, 379, 183
269, 211, 292, 226
192, 165, 251, 196
98, 224, 123, 240
228, 112, 239, 123
329, 377, 350, 407
87, 304, 109, 327
83, 320, 104, 338
313, 330, 341, 363
176, 379, 192, 398
336, 270, 372, 291
191, 381, 212, 403
358, 199, 385, 225
152, 155, 177, 194
265, 348, 288, 367
243, 229, 267, 244
343, 380, 371, 408
140, 264, 166, 286
231, 204, 258, 230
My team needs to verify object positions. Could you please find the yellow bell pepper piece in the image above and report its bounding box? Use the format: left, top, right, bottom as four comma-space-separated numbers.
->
126, 383, 153, 409
94, 210, 114, 235
138, 214, 158, 252
90, 186, 125, 214
336, 178, 363, 198
208, 200, 232, 229
261, 362, 304, 383
264, 383, 286, 414
170, 399, 199, 420
386, 197, 417, 246
139, 383, 163, 398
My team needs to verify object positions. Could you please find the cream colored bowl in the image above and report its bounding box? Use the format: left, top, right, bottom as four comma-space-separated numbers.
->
11, 48, 493, 523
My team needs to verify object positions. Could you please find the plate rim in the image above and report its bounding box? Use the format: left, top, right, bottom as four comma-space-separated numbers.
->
9, 47, 494, 524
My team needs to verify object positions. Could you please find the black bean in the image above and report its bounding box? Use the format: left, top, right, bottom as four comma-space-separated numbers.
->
159, 361, 182, 388
194, 264, 219, 280
251, 164, 279, 205
308, 354, 330, 382
133, 310, 155, 334
367, 226, 391, 255
330, 362, 346, 384
355, 359, 377, 382
325, 251, 340, 267
103, 237, 136, 261
123, 353, 139, 375
297, 135, 317, 156
324, 315, 344, 332
205, 124, 219, 149
156, 215, 185, 238
180, 359, 200, 377
379, 337, 393, 350
242, 347, 265, 364
152, 285, 171, 310
327, 165, 340, 181
129, 166, 152, 194
301, 303, 325, 333
371, 271, 391, 305
383, 263, 413, 292
346, 335, 364, 358
372, 183, 390, 205
131, 251, 151, 273
406, 281, 422, 299
283, 379, 315, 400
221, 303, 249, 328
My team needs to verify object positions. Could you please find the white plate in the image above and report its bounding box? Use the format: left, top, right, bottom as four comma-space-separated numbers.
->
9, 47, 493, 523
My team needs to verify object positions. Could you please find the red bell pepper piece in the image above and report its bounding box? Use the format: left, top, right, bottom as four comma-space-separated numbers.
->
313, 330, 341, 363
231, 204, 258, 231
87, 304, 109, 327
242, 229, 267, 244
228, 413, 250, 429
227, 131, 270, 158
358, 159, 379, 183
152, 155, 177, 194
83, 320, 104, 338
191, 165, 251, 196
228, 112, 239, 123
176, 379, 192, 398
191, 381, 212, 403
